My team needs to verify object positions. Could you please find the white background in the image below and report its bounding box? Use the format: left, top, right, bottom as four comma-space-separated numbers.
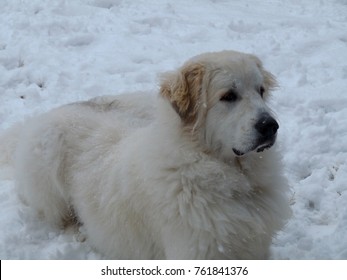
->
2, 260, 346, 279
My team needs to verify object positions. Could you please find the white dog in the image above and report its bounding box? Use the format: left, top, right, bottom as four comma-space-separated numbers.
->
13, 50, 291, 259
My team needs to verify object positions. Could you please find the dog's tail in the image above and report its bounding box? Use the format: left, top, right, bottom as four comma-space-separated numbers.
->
0, 123, 24, 179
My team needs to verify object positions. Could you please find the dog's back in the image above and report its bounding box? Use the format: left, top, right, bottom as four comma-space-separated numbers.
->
14, 93, 155, 227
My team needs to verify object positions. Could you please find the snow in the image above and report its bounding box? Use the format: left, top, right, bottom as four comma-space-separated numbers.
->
0, 0, 347, 259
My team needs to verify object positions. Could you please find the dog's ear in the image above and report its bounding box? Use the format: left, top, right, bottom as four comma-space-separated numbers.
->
250, 55, 278, 97
160, 63, 205, 123
262, 69, 278, 93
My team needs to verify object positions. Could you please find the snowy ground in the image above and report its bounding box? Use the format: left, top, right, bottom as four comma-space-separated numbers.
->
0, 0, 347, 259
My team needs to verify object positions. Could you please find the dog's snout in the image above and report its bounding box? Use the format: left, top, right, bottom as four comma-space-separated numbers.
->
255, 113, 279, 137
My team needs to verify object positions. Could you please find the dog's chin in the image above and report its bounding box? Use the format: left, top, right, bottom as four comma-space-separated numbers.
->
232, 137, 276, 157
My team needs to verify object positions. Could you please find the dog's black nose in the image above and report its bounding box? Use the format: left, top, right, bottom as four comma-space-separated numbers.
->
255, 113, 279, 137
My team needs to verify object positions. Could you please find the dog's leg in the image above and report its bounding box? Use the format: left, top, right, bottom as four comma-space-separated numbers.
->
15, 120, 71, 228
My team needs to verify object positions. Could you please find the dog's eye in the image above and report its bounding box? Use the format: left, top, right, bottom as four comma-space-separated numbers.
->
221, 89, 238, 102
259, 86, 265, 98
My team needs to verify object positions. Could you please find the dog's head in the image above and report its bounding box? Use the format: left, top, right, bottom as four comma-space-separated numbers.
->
160, 50, 278, 159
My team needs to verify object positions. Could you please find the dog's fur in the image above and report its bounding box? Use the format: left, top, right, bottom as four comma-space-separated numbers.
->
13, 50, 291, 259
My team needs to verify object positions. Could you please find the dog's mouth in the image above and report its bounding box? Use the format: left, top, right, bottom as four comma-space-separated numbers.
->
232, 136, 276, 157
255, 140, 275, 153
232, 148, 246, 157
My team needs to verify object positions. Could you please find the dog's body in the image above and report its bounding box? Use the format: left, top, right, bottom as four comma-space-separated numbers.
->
13, 51, 291, 259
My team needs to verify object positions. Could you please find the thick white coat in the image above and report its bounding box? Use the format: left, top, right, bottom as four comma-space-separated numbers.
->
14, 51, 291, 259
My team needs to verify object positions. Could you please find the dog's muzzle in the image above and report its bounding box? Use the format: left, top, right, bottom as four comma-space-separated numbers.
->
232, 113, 279, 156
254, 113, 279, 152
